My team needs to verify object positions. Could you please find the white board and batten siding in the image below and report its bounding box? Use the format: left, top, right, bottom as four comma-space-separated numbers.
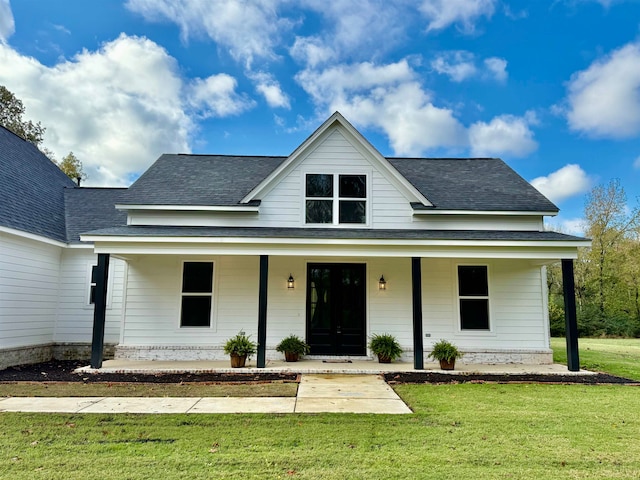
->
54, 249, 125, 345
0, 232, 62, 348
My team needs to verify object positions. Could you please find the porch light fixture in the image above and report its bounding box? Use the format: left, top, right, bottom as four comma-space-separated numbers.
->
287, 274, 295, 289
378, 275, 387, 290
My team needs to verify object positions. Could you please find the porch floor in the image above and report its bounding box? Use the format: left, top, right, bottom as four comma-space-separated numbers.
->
79, 359, 595, 375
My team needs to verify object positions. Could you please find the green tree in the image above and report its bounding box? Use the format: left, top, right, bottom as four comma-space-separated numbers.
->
58, 151, 87, 183
584, 180, 640, 321
0, 85, 45, 146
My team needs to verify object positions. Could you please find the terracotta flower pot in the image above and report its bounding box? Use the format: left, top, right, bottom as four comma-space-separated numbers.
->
284, 352, 299, 362
439, 359, 455, 370
230, 354, 247, 368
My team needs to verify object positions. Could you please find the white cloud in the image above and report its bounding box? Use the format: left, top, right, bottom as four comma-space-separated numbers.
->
565, 41, 640, 138
469, 113, 537, 157
431, 51, 508, 83
531, 164, 592, 204
296, 60, 467, 155
299, 0, 407, 60
0, 34, 250, 186
290, 36, 335, 67
249, 72, 290, 109
431, 51, 477, 82
419, 0, 496, 33
125, 0, 291, 68
484, 57, 508, 82
634, 156, 640, 169
187, 74, 254, 117
0, 0, 14, 42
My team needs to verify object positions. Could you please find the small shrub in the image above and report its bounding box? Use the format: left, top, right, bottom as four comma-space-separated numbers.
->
275, 335, 310, 355
368, 333, 403, 361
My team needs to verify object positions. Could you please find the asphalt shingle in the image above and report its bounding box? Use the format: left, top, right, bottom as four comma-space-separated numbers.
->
0, 126, 76, 242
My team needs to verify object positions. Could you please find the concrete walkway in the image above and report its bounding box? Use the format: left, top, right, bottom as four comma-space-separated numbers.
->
0, 374, 412, 415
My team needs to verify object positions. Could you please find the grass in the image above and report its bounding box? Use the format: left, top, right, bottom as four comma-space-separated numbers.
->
551, 337, 640, 380
1, 384, 639, 479
0, 381, 297, 398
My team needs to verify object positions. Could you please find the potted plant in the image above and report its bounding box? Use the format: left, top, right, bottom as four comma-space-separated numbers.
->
275, 335, 310, 362
428, 339, 463, 370
368, 333, 403, 363
223, 331, 257, 368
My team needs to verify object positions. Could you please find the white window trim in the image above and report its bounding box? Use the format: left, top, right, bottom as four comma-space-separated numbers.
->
178, 260, 216, 329
302, 170, 371, 228
85, 261, 114, 309
454, 263, 495, 335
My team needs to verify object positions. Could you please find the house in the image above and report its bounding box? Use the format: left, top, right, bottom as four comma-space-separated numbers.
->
0, 113, 588, 371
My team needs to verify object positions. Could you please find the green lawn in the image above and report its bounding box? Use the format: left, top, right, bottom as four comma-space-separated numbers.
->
551, 337, 640, 380
1, 383, 639, 479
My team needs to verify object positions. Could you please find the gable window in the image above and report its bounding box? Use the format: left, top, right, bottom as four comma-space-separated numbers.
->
458, 265, 490, 330
180, 262, 214, 327
305, 174, 367, 225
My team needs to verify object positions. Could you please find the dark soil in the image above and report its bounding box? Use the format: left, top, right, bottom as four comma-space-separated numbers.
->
0, 361, 636, 385
0, 361, 298, 384
384, 371, 638, 385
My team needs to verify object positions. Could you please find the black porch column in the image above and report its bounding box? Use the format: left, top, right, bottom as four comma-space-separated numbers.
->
90, 253, 110, 369
561, 259, 580, 372
411, 257, 424, 370
256, 255, 269, 368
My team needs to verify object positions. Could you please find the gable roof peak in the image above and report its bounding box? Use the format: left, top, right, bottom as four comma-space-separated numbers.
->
240, 112, 432, 206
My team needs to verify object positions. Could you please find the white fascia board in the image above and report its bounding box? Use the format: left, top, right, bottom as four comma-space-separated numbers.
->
0, 226, 68, 247
240, 112, 432, 206
412, 210, 558, 217
115, 204, 259, 212
89, 241, 582, 260
82, 234, 590, 250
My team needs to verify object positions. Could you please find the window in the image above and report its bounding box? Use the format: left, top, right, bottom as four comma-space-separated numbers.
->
458, 266, 490, 330
305, 174, 367, 225
180, 262, 214, 327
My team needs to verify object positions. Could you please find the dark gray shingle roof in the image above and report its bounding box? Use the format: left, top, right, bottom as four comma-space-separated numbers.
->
122, 154, 286, 206
64, 188, 128, 243
0, 126, 76, 242
388, 158, 558, 212
121, 154, 558, 213
82, 225, 585, 243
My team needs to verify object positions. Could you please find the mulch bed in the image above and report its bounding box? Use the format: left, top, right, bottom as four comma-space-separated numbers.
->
0, 361, 298, 384
0, 360, 636, 385
384, 372, 638, 385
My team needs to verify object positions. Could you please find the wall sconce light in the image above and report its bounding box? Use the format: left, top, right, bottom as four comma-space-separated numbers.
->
378, 275, 387, 290
287, 274, 295, 289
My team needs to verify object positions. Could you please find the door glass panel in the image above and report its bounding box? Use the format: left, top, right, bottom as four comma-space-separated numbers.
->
309, 268, 331, 330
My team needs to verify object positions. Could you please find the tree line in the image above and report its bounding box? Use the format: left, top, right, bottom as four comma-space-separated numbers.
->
548, 180, 640, 337
0, 85, 86, 182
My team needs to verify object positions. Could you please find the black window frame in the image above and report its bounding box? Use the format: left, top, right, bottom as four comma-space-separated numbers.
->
180, 261, 214, 328
457, 265, 490, 331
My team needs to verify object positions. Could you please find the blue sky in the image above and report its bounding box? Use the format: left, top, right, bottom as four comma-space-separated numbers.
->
1, 0, 639, 232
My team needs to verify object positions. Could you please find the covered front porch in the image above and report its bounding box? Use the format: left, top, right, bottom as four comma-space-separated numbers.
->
84, 228, 584, 372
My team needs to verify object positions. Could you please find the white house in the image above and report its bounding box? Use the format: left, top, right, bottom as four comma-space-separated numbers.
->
0, 113, 588, 371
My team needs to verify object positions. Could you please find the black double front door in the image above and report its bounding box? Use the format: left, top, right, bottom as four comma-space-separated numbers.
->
306, 263, 366, 355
